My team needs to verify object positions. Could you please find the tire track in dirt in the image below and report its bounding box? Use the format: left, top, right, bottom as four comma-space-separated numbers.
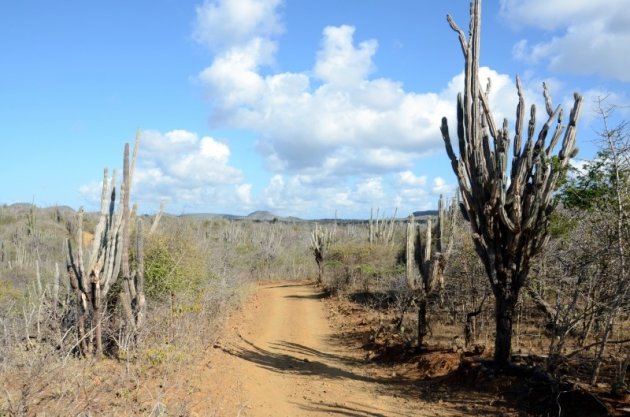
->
189, 282, 455, 417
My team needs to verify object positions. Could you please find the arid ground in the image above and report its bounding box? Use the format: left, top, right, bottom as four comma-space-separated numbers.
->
188, 282, 512, 417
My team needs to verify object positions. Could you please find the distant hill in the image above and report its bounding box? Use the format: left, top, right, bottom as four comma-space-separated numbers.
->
4, 203, 76, 217
6, 202, 36, 210
179, 212, 242, 220
2, 203, 438, 223
245, 210, 276, 221
412, 210, 439, 218
179, 210, 303, 222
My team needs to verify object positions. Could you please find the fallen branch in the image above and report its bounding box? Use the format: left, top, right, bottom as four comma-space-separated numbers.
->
566, 337, 630, 359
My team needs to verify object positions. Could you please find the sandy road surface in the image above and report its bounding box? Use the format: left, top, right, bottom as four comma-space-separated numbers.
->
189, 282, 454, 417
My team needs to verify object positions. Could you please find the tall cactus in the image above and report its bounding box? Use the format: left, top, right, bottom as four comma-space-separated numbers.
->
440, 0, 582, 366
310, 223, 332, 284
65, 132, 145, 356
406, 195, 456, 346
369, 208, 398, 245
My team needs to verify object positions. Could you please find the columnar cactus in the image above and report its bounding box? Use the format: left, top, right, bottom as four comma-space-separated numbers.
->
66, 132, 145, 356
441, 0, 582, 365
369, 207, 397, 245
406, 195, 456, 346
310, 223, 333, 284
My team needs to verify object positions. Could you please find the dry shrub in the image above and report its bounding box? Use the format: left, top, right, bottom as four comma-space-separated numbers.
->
324, 242, 403, 295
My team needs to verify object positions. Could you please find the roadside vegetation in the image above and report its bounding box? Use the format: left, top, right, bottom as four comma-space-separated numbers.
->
1, 1, 629, 416
0, 201, 317, 415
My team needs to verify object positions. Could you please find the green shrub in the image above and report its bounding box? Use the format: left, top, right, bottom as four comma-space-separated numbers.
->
324, 242, 401, 293
143, 233, 206, 301
0, 279, 22, 303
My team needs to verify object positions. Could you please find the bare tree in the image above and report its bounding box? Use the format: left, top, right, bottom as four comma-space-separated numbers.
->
587, 98, 630, 385
441, 0, 582, 366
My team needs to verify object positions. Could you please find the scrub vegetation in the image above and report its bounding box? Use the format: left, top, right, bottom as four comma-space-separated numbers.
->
1, 1, 629, 416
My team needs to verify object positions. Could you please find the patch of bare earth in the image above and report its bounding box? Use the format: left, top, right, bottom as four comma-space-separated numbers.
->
326, 293, 630, 417
187, 282, 516, 416
324, 294, 520, 417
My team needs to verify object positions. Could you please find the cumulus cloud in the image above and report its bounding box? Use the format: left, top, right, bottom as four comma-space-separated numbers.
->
130, 129, 248, 212
501, 0, 630, 82
185, 0, 582, 217
199, 37, 278, 109
397, 171, 427, 187
139, 130, 240, 185
355, 177, 384, 202
252, 170, 453, 218
196, 9, 529, 176
432, 177, 455, 195
193, 0, 284, 51
314, 25, 378, 87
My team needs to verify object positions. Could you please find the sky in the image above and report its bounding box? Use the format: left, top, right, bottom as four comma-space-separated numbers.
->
1, 0, 629, 219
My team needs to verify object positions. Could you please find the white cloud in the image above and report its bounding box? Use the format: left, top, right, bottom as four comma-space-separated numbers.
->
501, 0, 630, 82
197, 6, 546, 178
199, 37, 277, 109
397, 171, 427, 187
236, 183, 253, 205
198, 22, 521, 176
193, 0, 460, 176
193, 0, 284, 51
251, 171, 454, 218
190, 0, 575, 218
139, 130, 240, 186
314, 25, 378, 87
500, 0, 625, 31
355, 177, 384, 202
574, 89, 630, 123
129, 129, 246, 211
78, 180, 105, 207
432, 177, 455, 196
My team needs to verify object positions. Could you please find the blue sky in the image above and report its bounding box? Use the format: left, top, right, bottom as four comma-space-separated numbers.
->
1, 0, 628, 218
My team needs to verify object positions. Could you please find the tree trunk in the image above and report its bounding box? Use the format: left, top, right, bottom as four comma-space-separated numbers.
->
465, 292, 487, 347
316, 258, 323, 284
93, 280, 103, 357
591, 309, 617, 385
417, 296, 428, 347
135, 219, 146, 329
78, 294, 89, 356
494, 295, 516, 367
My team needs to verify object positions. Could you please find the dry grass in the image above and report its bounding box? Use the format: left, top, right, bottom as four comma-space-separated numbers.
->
0, 205, 317, 416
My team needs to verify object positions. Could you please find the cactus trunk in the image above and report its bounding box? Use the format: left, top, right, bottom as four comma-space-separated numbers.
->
441, 0, 581, 365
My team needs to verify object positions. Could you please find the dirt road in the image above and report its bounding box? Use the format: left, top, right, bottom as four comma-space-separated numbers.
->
189, 282, 456, 417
